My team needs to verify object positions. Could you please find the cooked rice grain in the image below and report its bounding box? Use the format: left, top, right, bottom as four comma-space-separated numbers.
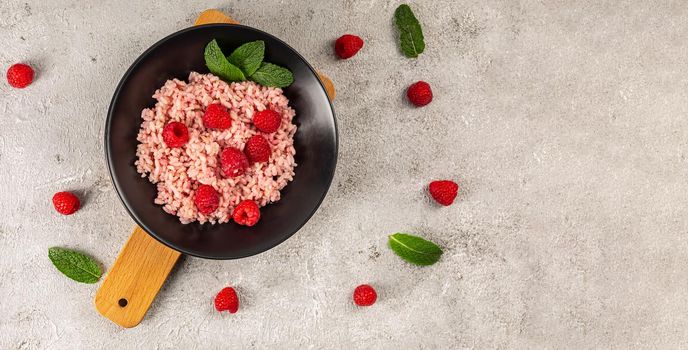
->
135, 72, 296, 224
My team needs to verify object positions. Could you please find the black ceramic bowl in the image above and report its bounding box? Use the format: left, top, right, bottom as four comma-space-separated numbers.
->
105, 24, 337, 259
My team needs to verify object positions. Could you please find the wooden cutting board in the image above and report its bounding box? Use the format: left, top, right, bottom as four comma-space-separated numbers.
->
95, 9, 335, 328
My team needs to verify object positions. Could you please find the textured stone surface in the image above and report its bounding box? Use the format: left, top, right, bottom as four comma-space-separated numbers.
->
2, 0, 688, 348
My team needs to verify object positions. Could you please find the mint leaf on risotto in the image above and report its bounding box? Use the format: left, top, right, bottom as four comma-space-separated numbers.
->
250, 62, 293, 88
204, 39, 246, 82
227, 40, 265, 77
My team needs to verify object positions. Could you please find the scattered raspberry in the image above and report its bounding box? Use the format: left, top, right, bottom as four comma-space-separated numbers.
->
353, 284, 377, 307
232, 200, 260, 226
406, 81, 433, 107
162, 122, 189, 148
220, 147, 249, 178
334, 34, 364, 59
202, 103, 232, 130
194, 184, 219, 215
52, 191, 80, 215
6, 63, 34, 89
428, 180, 459, 206
244, 135, 271, 163
214, 287, 239, 313
252, 109, 281, 133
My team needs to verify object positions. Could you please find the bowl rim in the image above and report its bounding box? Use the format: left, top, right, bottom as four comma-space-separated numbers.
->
104, 23, 338, 259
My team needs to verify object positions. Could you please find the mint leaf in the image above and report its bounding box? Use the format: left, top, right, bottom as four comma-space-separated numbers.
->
394, 4, 425, 58
228, 40, 265, 76
250, 62, 294, 88
388, 233, 442, 266
49, 247, 102, 284
204, 39, 246, 82
204, 38, 294, 87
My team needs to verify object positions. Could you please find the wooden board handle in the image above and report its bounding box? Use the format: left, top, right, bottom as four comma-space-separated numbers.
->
195, 9, 336, 101
95, 227, 180, 328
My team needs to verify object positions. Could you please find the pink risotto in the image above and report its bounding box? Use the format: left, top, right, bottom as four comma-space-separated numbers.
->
135, 72, 297, 224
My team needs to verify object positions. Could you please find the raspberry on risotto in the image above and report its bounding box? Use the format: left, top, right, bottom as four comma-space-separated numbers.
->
135, 72, 297, 224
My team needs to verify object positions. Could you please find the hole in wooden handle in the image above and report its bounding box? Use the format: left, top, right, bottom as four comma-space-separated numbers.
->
118, 298, 128, 307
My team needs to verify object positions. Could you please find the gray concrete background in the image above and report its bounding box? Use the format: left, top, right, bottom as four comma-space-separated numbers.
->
1, 0, 688, 348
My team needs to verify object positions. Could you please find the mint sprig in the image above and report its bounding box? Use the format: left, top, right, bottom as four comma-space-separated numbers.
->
250, 62, 294, 88
388, 233, 442, 266
394, 4, 425, 58
204, 39, 293, 88
204, 39, 246, 82
227, 40, 265, 77
48, 247, 102, 284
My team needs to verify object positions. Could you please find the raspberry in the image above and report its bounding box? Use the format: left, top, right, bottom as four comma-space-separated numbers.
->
244, 135, 271, 163
194, 184, 219, 215
353, 284, 377, 307
406, 81, 433, 107
162, 122, 189, 148
232, 200, 260, 226
6, 63, 34, 88
252, 109, 281, 133
334, 34, 364, 59
220, 147, 249, 178
214, 287, 239, 313
52, 191, 80, 215
428, 180, 459, 206
202, 103, 232, 130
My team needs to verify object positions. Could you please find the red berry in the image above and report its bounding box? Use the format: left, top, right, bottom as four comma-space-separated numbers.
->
202, 103, 232, 130
194, 184, 219, 215
232, 200, 260, 226
6, 63, 34, 88
162, 122, 189, 148
52, 191, 80, 215
244, 135, 271, 163
252, 109, 281, 133
214, 287, 239, 313
220, 147, 249, 177
428, 180, 459, 206
353, 284, 377, 306
406, 81, 433, 107
334, 34, 364, 59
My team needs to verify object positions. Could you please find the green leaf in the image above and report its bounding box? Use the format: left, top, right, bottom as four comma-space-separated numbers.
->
394, 4, 425, 58
227, 40, 265, 76
388, 233, 442, 266
204, 39, 246, 82
250, 62, 294, 88
48, 247, 102, 284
